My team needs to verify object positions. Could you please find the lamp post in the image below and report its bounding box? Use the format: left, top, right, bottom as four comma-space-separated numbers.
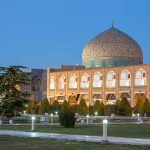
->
50, 114, 53, 124
31, 116, 35, 131
103, 119, 108, 141
86, 115, 89, 124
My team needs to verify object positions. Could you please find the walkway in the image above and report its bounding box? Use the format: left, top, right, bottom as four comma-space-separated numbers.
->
0, 130, 150, 146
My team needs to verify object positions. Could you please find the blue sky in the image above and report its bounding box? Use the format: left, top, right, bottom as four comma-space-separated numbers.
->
0, 0, 150, 68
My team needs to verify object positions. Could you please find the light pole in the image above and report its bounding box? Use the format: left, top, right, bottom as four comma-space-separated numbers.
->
86, 115, 89, 124
31, 116, 35, 131
103, 119, 108, 141
51, 114, 53, 124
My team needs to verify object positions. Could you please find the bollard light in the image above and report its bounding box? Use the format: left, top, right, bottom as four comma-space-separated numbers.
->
94, 111, 98, 116
31, 116, 35, 131
55, 111, 58, 116
86, 115, 89, 124
137, 113, 140, 122
103, 119, 108, 141
50, 113, 53, 124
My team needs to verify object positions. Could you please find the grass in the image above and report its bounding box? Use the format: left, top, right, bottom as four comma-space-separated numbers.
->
1, 123, 150, 139
0, 135, 150, 150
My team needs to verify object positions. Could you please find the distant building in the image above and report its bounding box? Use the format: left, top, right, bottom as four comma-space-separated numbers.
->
21, 68, 47, 101
47, 26, 148, 108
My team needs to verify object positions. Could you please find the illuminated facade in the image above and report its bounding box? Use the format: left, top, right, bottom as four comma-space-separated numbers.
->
47, 26, 148, 108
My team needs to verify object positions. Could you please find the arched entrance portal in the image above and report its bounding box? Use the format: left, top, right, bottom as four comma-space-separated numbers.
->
106, 94, 116, 105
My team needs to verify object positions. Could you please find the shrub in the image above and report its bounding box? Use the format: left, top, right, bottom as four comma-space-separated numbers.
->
70, 104, 78, 113
26, 100, 40, 114
142, 98, 150, 117
38, 98, 49, 114
77, 99, 89, 116
92, 100, 104, 116
59, 100, 76, 128
48, 100, 61, 114
117, 97, 132, 116
134, 98, 144, 114
105, 104, 116, 116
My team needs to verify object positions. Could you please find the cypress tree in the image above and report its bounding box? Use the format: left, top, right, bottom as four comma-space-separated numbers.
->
59, 100, 76, 128
134, 98, 144, 114
142, 98, 150, 117
77, 99, 89, 116
38, 98, 49, 114
117, 97, 132, 116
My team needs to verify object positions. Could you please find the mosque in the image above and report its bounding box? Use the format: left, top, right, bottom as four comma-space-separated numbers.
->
46, 24, 149, 108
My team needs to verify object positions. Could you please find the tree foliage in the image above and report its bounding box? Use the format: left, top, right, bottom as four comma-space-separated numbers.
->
38, 98, 49, 114
134, 98, 144, 114
117, 97, 132, 116
77, 99, 89, 116
92, 100, 104, 116
59, 100, 76, 128
0, 66, 30, 118
26, 100, 40, 114
48, 100, 61, 114
142, 98, 150, 117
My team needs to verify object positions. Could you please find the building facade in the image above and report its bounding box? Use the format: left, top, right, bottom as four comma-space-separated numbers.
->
47, 64, 149, 108
21, 68, 47, 101
47, 26, 148, 108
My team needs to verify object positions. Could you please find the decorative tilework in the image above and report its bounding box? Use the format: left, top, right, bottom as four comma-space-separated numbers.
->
82, 27, 143, 68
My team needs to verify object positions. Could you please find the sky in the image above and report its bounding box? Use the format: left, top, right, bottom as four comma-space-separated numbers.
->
0, 0, 150, 69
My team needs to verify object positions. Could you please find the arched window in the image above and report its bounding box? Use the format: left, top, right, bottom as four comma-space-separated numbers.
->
106, 71, 116, 88
58, 75, 65, 90
69, 74, 77, 89
80, 72, 89, 89
50, 76, 55, 90
135, 68, 146, 86
31, 76, 41, 91
120, 69, 131, 86
93, 72, 102, 88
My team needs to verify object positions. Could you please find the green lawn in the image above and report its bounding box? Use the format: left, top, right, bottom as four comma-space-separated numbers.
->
1, 123, 150, 139
0, 135, 150, 150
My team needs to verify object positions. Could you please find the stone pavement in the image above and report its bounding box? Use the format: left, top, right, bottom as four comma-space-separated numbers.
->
0, 130, 150, 146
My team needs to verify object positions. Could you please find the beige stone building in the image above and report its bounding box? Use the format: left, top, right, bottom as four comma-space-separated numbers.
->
47, 26, 148, 108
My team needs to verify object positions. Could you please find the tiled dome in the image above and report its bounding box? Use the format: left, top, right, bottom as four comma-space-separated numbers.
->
82, 27, 143, 68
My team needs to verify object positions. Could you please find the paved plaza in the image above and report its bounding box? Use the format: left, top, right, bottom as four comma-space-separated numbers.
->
1, 130, 150, 146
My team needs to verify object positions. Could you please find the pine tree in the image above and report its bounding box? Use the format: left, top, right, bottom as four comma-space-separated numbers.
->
77, 99, 89, 116
0, 66, 30, 118
142, 98, 150, 117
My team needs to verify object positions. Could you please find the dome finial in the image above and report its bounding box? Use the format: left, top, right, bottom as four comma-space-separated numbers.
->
112, 20, 114, 28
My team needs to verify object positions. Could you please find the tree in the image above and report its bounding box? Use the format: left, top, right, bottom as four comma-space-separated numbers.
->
77, 99, 89, 116
26, 100, 40, 114
59, 100, 76, 128
38, 98, 49, 114
92, 100, 104, 116
142, 98, 150, 117
0, 66, 30, 118
117, 97, 132, 116
134, 98, 144, 114
48, 100, 61, 114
